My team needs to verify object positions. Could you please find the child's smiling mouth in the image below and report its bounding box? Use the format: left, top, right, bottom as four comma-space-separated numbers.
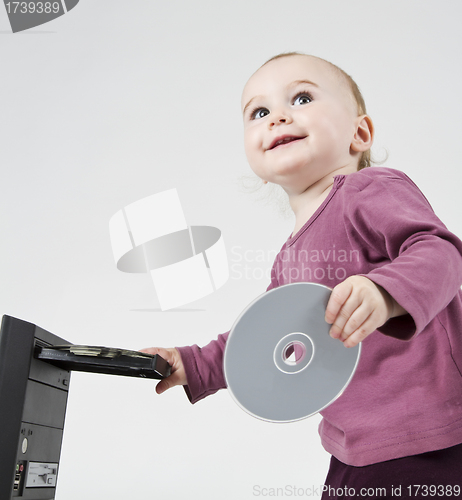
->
267, 135, 307, 151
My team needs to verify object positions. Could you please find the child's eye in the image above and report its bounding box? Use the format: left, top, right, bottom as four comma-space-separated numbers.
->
293, 92, 313, 106
251, 108, 270, 120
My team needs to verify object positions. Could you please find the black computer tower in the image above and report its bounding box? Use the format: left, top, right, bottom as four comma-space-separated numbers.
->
0, 315, 71, 500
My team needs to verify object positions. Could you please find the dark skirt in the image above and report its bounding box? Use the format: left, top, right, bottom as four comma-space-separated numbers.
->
322, 444, 462, 499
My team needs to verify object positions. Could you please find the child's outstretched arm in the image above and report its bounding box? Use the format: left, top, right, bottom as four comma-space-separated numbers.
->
325, 276, 407, 348
140, 347, 187, 394
139, 331, 230, 401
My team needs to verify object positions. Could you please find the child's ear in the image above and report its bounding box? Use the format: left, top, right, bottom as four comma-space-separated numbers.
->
351, 115, 374, 153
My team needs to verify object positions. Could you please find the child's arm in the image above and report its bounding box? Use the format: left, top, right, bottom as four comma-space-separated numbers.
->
325, 275, 407, 348
139, 347, 187, 394
141, 332, 229, 399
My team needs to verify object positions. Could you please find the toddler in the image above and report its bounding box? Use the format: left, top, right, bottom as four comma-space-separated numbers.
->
142, 53, 462, 497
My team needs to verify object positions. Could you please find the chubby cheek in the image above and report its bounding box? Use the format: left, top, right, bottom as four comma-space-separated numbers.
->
318, 113, 355, 154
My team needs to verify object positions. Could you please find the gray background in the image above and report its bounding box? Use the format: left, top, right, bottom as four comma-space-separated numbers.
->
1, 1, 461, 498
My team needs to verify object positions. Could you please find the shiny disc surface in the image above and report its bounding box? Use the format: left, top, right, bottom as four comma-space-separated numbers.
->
224, 282, 361, 422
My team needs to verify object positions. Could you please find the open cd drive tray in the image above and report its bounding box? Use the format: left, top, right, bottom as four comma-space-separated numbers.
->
34, 343, 171, 379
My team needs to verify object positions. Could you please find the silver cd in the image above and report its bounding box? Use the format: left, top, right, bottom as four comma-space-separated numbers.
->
224, 282, 361, 422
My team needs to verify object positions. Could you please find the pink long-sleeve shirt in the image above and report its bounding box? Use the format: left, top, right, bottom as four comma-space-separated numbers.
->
177, 167, 462, 466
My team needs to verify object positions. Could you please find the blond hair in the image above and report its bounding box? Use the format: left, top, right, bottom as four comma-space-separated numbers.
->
263, 52, 371, 170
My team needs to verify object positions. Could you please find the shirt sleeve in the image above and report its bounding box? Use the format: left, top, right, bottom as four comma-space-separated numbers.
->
345, 170, 462, 340
176, 256, 281, 404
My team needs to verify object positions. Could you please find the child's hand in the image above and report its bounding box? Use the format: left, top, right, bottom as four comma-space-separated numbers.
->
325, 276, 406, 348
139, 347, 187, 394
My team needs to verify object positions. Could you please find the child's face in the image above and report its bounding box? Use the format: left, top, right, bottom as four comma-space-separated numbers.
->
241, 55, 363, 194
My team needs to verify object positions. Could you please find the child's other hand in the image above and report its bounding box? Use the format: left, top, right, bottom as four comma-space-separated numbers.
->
139, 347, 187, 394
324, 276, 406, 348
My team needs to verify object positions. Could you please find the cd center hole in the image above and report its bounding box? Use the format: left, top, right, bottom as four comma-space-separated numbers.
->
282, 341, 306, 366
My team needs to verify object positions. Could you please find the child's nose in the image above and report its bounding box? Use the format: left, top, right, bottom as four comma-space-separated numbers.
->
268, 109, 292, 128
